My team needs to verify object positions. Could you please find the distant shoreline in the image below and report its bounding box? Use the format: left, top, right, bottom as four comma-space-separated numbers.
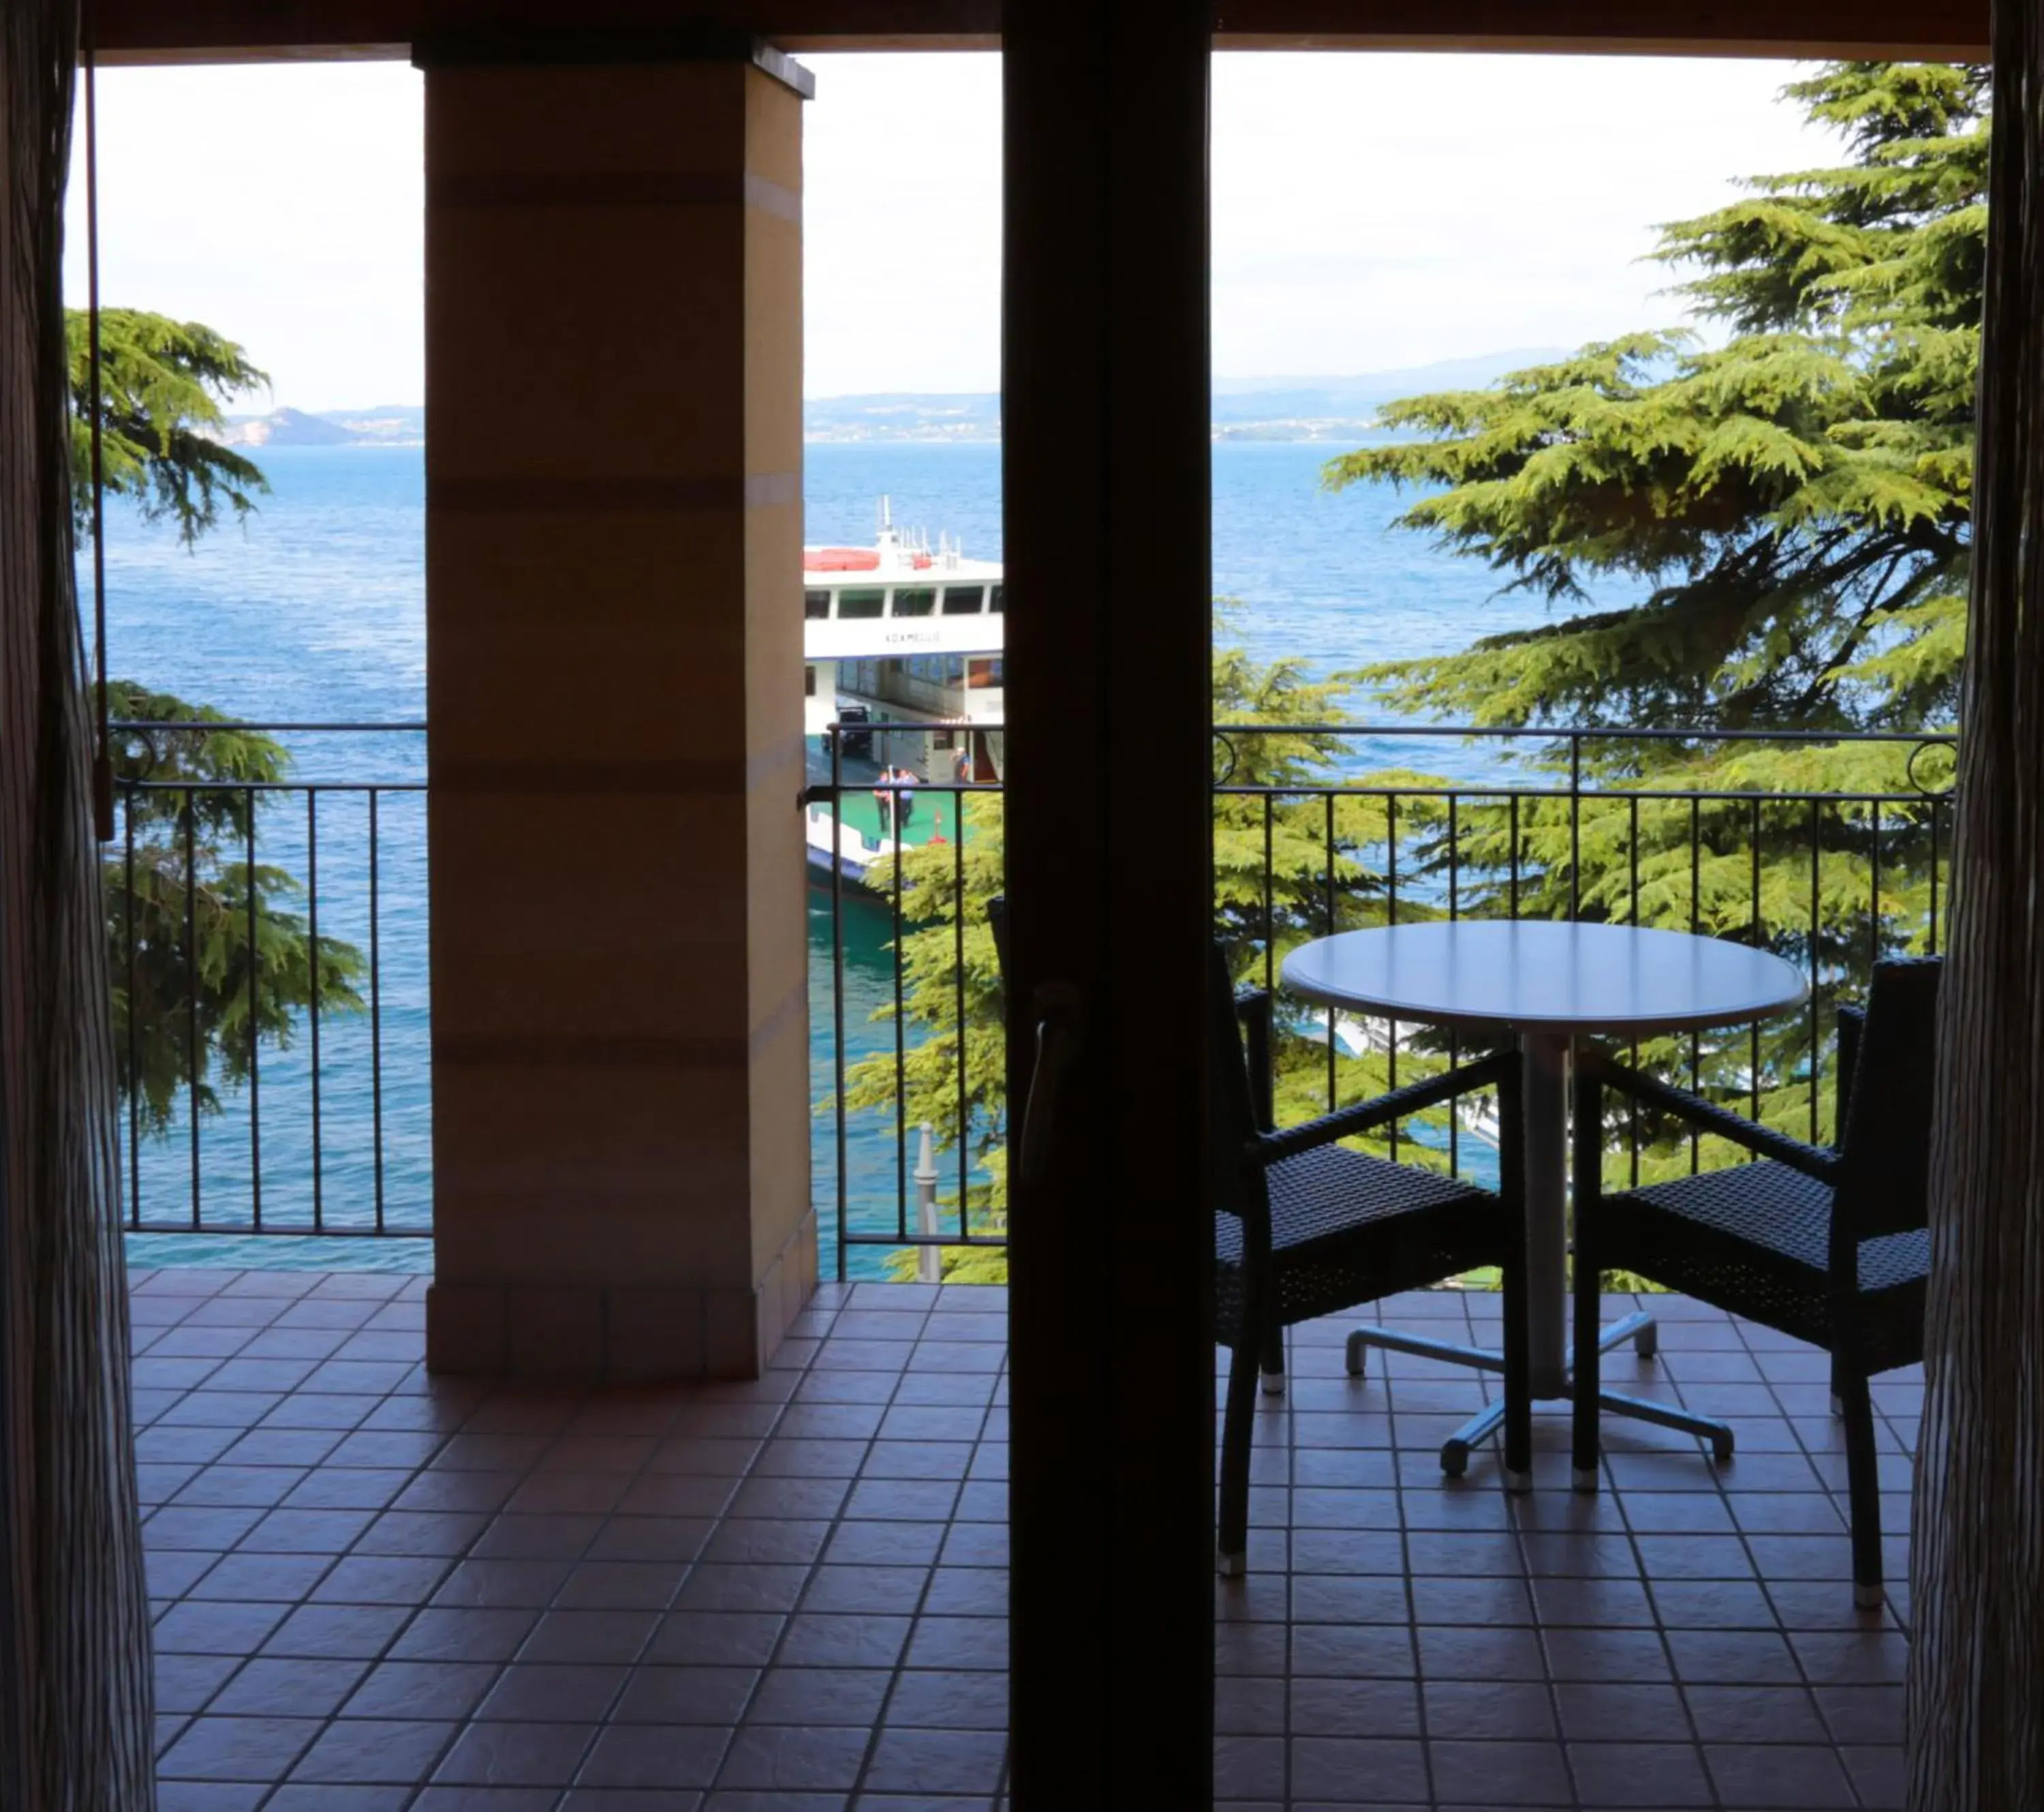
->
225, 350, 1549, 452
221, 428, 1392, 449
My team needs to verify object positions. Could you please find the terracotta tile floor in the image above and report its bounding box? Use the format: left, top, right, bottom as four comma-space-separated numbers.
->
129, 1270, 1915, 1809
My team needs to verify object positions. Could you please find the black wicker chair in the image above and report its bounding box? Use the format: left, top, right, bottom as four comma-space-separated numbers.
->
1571, 956, 1939, 1607
988, 900, 1531, 1576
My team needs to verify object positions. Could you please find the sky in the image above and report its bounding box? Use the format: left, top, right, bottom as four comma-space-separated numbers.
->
64, 51, 1845, 411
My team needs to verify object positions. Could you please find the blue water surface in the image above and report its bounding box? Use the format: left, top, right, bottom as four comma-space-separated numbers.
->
102, 441, 1579, 1278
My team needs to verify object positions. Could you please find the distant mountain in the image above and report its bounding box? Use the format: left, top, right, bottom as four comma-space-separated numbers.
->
804, 392, 1003, 444
805, 350, 1574, 443
1210, 349, 1573, 441
209, 354, 1570, 451
211, 404, 424, 448
1209, 349, 1568, 405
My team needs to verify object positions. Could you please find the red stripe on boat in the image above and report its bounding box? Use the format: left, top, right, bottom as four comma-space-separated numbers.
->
804, 548, 882, 572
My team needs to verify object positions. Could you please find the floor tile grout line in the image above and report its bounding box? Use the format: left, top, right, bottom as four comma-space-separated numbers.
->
694, 1294, 953, 1799
142, 1271, 405, 1809
1723, 1317, 1897, 1810
1591, 1357, 1728, 1812
137, 1274, 1909, 1812
542, 1309, 833, 1804
846, 1329, 1008, 1806
175, 1274, 636, 1804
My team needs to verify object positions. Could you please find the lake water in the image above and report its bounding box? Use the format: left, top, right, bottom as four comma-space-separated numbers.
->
102, 440, 1574, 1278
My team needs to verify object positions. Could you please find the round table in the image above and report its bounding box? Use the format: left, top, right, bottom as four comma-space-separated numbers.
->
1282, 921, 1808, 1479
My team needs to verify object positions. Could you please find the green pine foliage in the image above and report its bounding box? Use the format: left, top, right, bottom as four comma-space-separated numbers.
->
1327, 62, 1983, 742
68, 308, 270, 546
1322, 61, 1979, 1176
67, 313, 367, 1137
106, 684, 367, 1132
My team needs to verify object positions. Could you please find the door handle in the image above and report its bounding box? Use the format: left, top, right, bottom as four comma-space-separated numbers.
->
1020, 981, 1084, 1190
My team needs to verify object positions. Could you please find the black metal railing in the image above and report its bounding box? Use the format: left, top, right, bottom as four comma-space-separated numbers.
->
109, 714, 1956, 1274
110, 721, 428, 1241
815, 719, 1957, 1278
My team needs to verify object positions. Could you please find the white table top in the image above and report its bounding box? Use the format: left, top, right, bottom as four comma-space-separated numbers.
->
1281, 922, 1808, 1037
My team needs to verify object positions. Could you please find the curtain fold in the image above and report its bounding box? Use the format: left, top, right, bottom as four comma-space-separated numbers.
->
1904, 8, 2044, 1808
1, 1, 158, 1806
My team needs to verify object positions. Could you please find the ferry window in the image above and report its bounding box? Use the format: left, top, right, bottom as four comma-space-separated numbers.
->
840, 589, 885, 619
987, 585, 1005, 614
893, 588, 936, 617
967, 657, 1004, 689
805, 666, 816, 697
942, 585, 983, 615
805, 589, 831, 620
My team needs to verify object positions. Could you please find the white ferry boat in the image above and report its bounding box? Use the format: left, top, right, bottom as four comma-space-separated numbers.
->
804, 499, 1003, 884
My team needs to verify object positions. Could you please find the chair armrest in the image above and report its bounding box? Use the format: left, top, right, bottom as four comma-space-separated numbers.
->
1583, 1050, 1840, 1185
1252, 1048, 1516, 1166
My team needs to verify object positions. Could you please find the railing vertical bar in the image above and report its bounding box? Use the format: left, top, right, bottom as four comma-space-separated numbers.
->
184, 789, 201, 1230
369, 790, 385, 1234
831, 730, 850, 1281
1868, 802, 1882, 975
1629, 796, 1641, 1188
1750, 795, 1763, 1130
1262, 794, 1275, 1002
1568, 732, 1582, 918
1386, 792, 1398, 1161
1447, 793, 1459, 924
1325, 790, 1337, 1112
246, 787, 262, 1230
1808, 797, 1821, 1146
1508, 793, 1521, 920
308, 792, 323, 1231
953, 797, 969, 1243
1263, 792, 1276, 1144
1447, 792, 1459, 1178
124, 787, 140, 1228
1929, 796, 1943, 956
891, 781, 909, 1243
1689, 796, 1701, 1174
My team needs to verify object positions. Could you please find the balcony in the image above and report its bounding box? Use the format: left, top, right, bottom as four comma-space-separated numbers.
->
119, 717, 1936, 1805
137, 1267, 1911, 1809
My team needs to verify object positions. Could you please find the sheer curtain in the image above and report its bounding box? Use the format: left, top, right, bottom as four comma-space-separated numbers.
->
1, 1, 157, 1805
1905, 7, 2044, 1806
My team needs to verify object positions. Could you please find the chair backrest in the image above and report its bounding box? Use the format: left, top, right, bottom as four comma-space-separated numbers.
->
987, 894, 1011, 977
989, 896, 1260, 1219
1833, 956, 1943, 1244
1207, 946, 1267, 1219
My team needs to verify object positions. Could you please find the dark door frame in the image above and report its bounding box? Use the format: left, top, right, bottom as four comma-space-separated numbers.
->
1004, 4, 1217, 1805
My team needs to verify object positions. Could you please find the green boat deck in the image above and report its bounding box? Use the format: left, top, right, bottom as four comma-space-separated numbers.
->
822, 783, 966, 849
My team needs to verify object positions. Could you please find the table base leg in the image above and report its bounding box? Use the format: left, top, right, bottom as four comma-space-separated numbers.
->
1346, 1324, 1508, 1378
1440, 1398, 1528, 1494
1597, 1311, 1657, 1361
1363, 1310, 1731, 1491
1569, 1386, 1735, 1489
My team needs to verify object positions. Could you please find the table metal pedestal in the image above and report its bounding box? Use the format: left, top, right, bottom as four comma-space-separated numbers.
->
1345, 1032, 1736, 1489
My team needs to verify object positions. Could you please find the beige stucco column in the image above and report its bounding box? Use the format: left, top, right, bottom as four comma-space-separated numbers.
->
416, 38, 814, 1380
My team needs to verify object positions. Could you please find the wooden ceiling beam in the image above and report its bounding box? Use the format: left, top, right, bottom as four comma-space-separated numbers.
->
93, 0, 1985, 65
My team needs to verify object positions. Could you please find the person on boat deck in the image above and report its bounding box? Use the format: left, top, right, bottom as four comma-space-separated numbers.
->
896, 764, 918, 828
873, 770, 893, 834
953, 747, 973, 785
